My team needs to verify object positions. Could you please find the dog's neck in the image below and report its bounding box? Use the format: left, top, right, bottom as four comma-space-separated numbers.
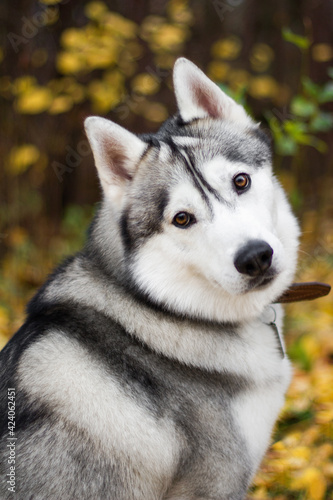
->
40, 254, 330, 375
40, 255, 290, 377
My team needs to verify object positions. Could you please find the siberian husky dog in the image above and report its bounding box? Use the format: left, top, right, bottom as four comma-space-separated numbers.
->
0, 58, 299, 500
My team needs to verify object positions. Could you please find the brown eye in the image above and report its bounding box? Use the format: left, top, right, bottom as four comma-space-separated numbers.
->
233, 173, 251, 192
173, 212, 195, 228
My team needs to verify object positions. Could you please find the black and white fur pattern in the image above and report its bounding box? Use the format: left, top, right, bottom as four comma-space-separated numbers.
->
0, 58, 299, 500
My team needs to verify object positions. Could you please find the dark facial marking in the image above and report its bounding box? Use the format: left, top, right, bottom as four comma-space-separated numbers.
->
253, 127, 272, 147
182, 149, 225, 204
120, 189, 169, 253
119, 209, 132, 252
176, 147, 212, 211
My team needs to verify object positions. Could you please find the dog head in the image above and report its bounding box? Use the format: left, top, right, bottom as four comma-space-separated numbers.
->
85, 58, 299, 323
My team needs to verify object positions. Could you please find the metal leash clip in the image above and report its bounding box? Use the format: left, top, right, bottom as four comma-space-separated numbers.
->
262, 306, 285, 359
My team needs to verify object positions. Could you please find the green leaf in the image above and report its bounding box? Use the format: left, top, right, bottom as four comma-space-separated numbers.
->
275, 135, 298, 156
327, 66, 333, 79
288, 337, 313, 371
282, 28, 311, 50
318, 81, 333, 103
267, 115, 283, 137
310, 137, 327, 153
290, 96, 317, 117
281, 120, 327, 152
267, 115, 298, 155
309, 112, 333, 132
302, 77, 320, 98
283, 120, 309, 141
278, 409, 314, 433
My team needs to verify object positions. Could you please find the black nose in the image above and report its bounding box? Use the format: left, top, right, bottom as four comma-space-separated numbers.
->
234, 240, 273, 277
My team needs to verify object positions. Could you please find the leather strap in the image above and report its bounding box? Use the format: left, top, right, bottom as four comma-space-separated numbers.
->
275, 282, 331, 304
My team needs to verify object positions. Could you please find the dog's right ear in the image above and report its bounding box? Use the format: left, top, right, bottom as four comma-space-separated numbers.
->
173, 58, 253, 125
84, 116, 146, 206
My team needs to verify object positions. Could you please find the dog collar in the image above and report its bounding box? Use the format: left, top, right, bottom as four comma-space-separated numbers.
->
275, 281, 331, 304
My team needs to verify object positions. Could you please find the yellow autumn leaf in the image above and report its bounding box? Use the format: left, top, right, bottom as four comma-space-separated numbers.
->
211, 36, 242, 60
39, 0, 62, 4
312, 43, 333, 62
123, 41, 143, 61
88, 80, 123, 113
151, 24, 188, 51
154, 53, 176, 69
8, 227, 28, 247
323, 462, 333, 478
312, 366, 333, 403
301, 334, 321, 361
228, 69, 250, 89
291, 467, 326, 500
104, 13, 138, 39
103, 69, 124, 89
288, 446, 311, 468
61, 28, 87, 50
7, 144, 40, 174
140, 16, 165, 41
313, 443, 333, 465
57, 52, 85, 75
283, 431, 303, 448
207, 61, 230, 82
250, 43, 274, 72
84, 1, 108, 21
250, 485, 268, 498
118, 59, 138, 77
16, 87, 53, 113
142, 102, 168, 122
49, 95, 73, 114
41, 7, 59, 26
302, 426, 321, 446
131, 73, 160, 95
167, 0, 193, 25
269, 457, 290, 473
0, 306, 10, 335
248, 76, 279, 99
0, 333, 9, 350
98, 33, 120, 51
271, 440, 286, 452
47, 77, 85, 104
316, 405, 333, 425
84, 47, 117, 69
65, 83, 85, 104
12, 76, 37, 95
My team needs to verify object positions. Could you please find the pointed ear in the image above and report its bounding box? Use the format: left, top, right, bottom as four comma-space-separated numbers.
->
173, 58, 253, 125
84, 117, 146, 205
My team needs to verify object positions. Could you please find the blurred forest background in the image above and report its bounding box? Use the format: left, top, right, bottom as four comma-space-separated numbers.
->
0, 0, 332, 498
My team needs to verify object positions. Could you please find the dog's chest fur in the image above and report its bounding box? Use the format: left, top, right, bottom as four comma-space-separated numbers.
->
11, 288, 290, 500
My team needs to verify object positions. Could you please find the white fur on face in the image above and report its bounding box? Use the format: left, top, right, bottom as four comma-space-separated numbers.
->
130, 157, 299, 323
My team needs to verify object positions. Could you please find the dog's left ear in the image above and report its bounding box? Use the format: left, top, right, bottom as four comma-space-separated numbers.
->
84, 116, 147, 206
173, 58, 253, 125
